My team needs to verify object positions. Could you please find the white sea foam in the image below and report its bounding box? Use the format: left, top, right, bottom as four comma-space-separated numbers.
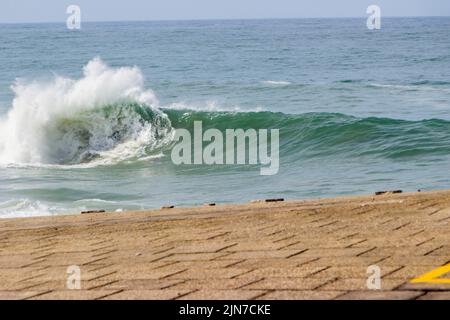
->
0, 199, 62, 218
167, 101, 265, 113
0, 198, 129, 218
369, 83, 450, 92
0, 58, 173, 167
262, 80, 292, 86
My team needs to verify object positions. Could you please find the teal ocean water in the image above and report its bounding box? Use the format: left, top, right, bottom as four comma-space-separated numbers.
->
1, 18, 450, 217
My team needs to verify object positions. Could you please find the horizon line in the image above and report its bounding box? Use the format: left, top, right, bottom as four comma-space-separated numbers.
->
1, 15, 450, 25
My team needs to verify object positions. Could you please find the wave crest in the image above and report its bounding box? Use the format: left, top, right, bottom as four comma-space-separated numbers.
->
0, 58, 173, 166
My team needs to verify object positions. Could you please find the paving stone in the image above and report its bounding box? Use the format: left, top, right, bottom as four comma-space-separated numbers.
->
2, 190, 450, 299
177, 290, 266, 300
418, 292, 450, 300
336, 291, 423, 300
257, 290, 344, 300
29, 290, 121, 300
399, 282, 450, 291
101, 289, 192, 300
0, 291, 47, 300
319, 278, 407, 291
100, 279, 184, 290
170, 277, 263, 290
243, 277, 333, 291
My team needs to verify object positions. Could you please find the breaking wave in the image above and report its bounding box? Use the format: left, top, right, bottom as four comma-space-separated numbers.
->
0, 58, 173, 167
1, 58, 449, 169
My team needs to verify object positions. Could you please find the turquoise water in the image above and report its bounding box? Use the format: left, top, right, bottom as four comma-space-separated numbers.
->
0, 18, 450, 217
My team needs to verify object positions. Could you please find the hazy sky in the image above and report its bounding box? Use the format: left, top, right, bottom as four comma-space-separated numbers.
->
1, 0, 449, 23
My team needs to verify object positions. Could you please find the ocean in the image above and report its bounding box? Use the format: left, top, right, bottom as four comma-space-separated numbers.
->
0, 17, 450, 218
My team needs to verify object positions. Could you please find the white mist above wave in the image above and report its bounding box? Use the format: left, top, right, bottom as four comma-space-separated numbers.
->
0, 58, 174, 167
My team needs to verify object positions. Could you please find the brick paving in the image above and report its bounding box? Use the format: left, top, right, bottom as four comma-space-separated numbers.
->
0, 190, 450, 300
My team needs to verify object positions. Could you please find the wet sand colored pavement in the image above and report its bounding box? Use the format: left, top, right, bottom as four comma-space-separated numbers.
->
1, 190, 450, 300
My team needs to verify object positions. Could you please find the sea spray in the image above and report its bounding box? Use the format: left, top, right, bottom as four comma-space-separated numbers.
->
0, 58, 173, 166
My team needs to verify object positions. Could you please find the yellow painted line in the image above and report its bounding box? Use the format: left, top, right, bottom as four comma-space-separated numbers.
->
410, 263, 450, 284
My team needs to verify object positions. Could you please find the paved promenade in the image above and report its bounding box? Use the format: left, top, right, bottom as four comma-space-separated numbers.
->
1, 190, 450, 300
